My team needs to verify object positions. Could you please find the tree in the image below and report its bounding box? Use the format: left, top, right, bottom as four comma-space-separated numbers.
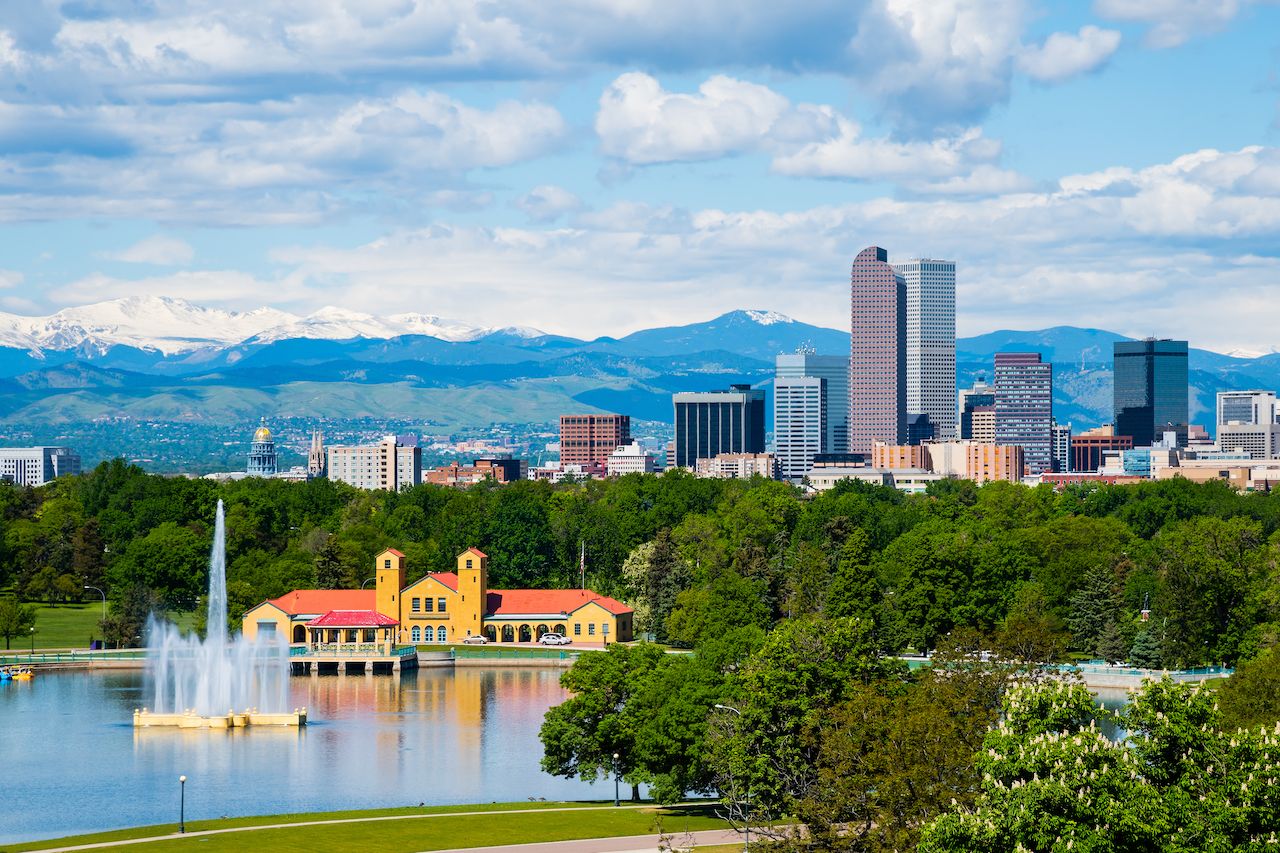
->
992, 582, 1066, 669
1097, 618, 1129, 663
106, 522, 208, 611
99, 584, 165, 649
825, 528, 879, 624
1217, 644, 1280, 730
0, 598, 35, 649
620, 530, 691, 643
1069, 562, 1123, 657
919, 678, 1280, 852
540, 643, 671, 801
1130, 624, 1163, 669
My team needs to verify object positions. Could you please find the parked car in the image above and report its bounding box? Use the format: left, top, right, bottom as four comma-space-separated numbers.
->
539, 633, 572, 646
461, 634, 488, 644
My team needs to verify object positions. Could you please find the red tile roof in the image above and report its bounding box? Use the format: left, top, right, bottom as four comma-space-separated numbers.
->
463, 547, 488, 558
485, 589, 633, 617
267, 590, 374, 615
427, 572, 458, 591
306, 610, 399, 628
383, 548, 406, 558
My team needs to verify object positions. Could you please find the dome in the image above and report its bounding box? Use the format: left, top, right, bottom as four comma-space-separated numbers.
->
253, 426, 272, 443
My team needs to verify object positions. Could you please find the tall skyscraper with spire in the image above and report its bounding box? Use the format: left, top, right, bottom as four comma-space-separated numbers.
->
848, 246, 906, 454
893, 257, 956, 440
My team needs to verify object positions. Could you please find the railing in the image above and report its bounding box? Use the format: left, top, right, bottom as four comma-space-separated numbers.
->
0, 650, 148, 665
451, 647, 580, 661
290, 644, 418, 658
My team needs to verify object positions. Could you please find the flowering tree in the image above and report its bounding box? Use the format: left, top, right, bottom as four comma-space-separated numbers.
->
920, 678, 1280, 852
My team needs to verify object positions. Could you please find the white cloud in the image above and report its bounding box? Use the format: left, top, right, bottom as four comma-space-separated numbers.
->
106, 235, 195, 265
1094, 0, 1244, 48
1017, 25, 1122, 83
515, 185, 582, 222
0, 269, 24, 289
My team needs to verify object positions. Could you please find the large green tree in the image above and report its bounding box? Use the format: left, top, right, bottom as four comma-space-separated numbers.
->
0, 597, 35, 649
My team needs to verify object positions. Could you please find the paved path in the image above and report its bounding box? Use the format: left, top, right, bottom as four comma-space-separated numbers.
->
27, 804, 730, 853
428, 829, 742, 852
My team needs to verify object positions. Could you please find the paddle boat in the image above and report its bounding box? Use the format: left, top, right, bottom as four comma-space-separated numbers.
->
10, 667, 33, 680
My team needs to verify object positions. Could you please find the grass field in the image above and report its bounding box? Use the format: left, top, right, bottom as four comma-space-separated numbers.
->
0, 600, 200, 653
10, 801, 732, 853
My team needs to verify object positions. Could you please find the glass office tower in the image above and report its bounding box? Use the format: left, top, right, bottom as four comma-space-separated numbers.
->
1113, 340, 1189, 446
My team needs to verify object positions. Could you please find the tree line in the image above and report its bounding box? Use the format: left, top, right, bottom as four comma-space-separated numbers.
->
1, 459, 1280, 665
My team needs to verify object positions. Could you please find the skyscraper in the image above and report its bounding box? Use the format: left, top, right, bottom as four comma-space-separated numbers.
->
776, 351, 849, 452
559, 414, 631, 467
958, 377, 996, 440
849, 246, 906, 454
1216, 390, 1276, 428
1113, 339, 1189, 446
672, 385, 766, 468
994, 353, 1053, 476
893, 257, 957, 440
774, 376, 824, 481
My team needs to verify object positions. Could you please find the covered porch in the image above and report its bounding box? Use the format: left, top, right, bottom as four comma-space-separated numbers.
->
304, 610, 400, 656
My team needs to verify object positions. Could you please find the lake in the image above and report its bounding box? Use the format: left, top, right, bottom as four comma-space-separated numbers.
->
0, 667, 610, 845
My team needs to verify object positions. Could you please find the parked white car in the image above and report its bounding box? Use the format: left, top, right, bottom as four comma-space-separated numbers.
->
461, 634, 488, 645
539, 633, 572, 646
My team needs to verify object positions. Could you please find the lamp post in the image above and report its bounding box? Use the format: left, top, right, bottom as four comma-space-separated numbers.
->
179, 776, 186, 833
361, 577, 377, 589
29, 626, 35, 654
612, 752, 620, 807
714, 704, 749, 852
84, 585, 106, 621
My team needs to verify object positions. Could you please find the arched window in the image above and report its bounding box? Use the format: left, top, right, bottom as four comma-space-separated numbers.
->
502, 625, 515, 643
436, 625, 447, 643
519, 624, 532, 643
536, 624, 549, 639
555, 624, 566, 636
411, 626, 421, 643
292, 624, 305, 644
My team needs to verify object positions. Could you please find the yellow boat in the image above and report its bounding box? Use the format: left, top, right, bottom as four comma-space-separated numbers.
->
11, 669, 33, 680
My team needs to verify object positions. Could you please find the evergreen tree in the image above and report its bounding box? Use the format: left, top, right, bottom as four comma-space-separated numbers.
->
1130, 624, 1163, 669
1097, 618, 1129, 663
1068, 563, 1121, 657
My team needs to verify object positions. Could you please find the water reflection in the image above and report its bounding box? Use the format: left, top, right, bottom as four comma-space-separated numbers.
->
0, 667, 606, 845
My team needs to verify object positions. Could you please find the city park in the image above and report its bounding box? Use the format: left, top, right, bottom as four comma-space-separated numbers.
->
4, 470, 1280, 851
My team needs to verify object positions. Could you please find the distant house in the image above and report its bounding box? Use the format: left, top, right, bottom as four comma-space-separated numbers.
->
242, 547, 634, 646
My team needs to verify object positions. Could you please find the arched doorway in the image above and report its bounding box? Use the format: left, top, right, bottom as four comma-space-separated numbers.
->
554, 623, 566, 636
292, 624, 305, 643
501, 625, 515, 643
519, 624, 532, 643
484, 625, 497, 642
536, 624, 549, 639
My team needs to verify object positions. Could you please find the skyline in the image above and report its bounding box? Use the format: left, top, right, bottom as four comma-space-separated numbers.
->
3, 2, 1280, 352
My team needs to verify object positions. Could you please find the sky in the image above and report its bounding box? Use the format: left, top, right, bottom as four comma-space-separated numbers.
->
2, 0, 1280, 353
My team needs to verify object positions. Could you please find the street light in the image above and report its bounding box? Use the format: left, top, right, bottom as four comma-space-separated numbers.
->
360, 577, 377, 589
714, 704, 749, 852
612, 752, 620, 807
179, 776, 187, 833
29, 626, 35, 654
84, 585, 106, 621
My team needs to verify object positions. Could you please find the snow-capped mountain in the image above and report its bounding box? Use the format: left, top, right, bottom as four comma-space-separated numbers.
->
0, 297, 548, 355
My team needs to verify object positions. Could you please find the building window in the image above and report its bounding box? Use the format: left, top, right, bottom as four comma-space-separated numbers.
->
574, 623, 581, 636
411, 626, 421, 642
438, 598, 447, 613
602, 623, 609, 637
384, 558, 391, 568
466, 558, 473, 569
588, 624, 595, 636
424, 598, 434, 612
412, 598, 420, 612
436, 625, 447, 643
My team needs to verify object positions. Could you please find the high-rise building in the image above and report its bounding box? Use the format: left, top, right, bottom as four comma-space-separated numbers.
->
995, 352, 1053, 476
673, 385, 766, 468
0, 446, 80, 486
849, 246, 906, 454
327, 436, 421, 491
247, 422, 278, 476
906, 413, 935, 446
776, 351, 849, 453
774, 376, 825, 481
959, 377, 996, 440
1071, 428, 1134, 473
1051, 420, 1072, 473
893, 257, 957, 440
1217, 424, 1280, 460
559, 414, 631, 468
1113, 339, 1189, 446
1217, 390, 1277, 428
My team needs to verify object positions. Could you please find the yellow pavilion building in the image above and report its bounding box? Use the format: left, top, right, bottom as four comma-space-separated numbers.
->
242, 547, 634, 647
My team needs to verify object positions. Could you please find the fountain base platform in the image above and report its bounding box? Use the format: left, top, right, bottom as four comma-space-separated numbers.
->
133, 707, 307, 728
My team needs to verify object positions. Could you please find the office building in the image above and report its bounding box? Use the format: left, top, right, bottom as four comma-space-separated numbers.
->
1217, 390, 1277, 428
959, 378, 996, 441
776, 351, 849, 453
1217, 424, 1280, 460
672, 385, 766, 468
695, 453, 779, 480
1051, 421, 1072, 473
1071, 426, 1134, 473
327, 436, 421, 491
1113, 339, 1189, 446
774, 376, 825, 481
893, 257, 957, 440
906, 413, 935, 446
425, 457, 523, 487
872, 442, 930, 470
0, 446, 80, 487
559, 414, 631, 468
849, 246, 906, 454
247, 422, 278, 477
995, 352, 1053, 476
607, 442, 657, 476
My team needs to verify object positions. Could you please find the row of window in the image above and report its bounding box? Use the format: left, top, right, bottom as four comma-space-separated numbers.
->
411, 625, 449, 643
411, 597, 448, 613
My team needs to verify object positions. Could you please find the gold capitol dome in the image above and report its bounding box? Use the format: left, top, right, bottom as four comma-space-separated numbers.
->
253, 422, 272, 443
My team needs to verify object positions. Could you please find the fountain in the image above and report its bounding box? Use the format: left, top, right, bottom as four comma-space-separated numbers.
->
133, 500, 306, 728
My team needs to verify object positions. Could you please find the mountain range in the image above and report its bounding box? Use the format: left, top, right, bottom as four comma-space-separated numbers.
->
0, 296, 1275, 432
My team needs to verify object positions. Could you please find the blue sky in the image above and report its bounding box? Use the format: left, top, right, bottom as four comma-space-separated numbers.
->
2, 0, 1280, 352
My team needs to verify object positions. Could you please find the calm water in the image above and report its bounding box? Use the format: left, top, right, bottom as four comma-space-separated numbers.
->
0, 667, 610, 845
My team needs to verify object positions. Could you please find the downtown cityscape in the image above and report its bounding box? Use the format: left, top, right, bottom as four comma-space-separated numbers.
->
4, 2, 1280, 852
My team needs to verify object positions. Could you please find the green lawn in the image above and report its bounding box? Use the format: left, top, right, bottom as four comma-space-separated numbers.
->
0, 601, 200, 653
11, 801, 730, 853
